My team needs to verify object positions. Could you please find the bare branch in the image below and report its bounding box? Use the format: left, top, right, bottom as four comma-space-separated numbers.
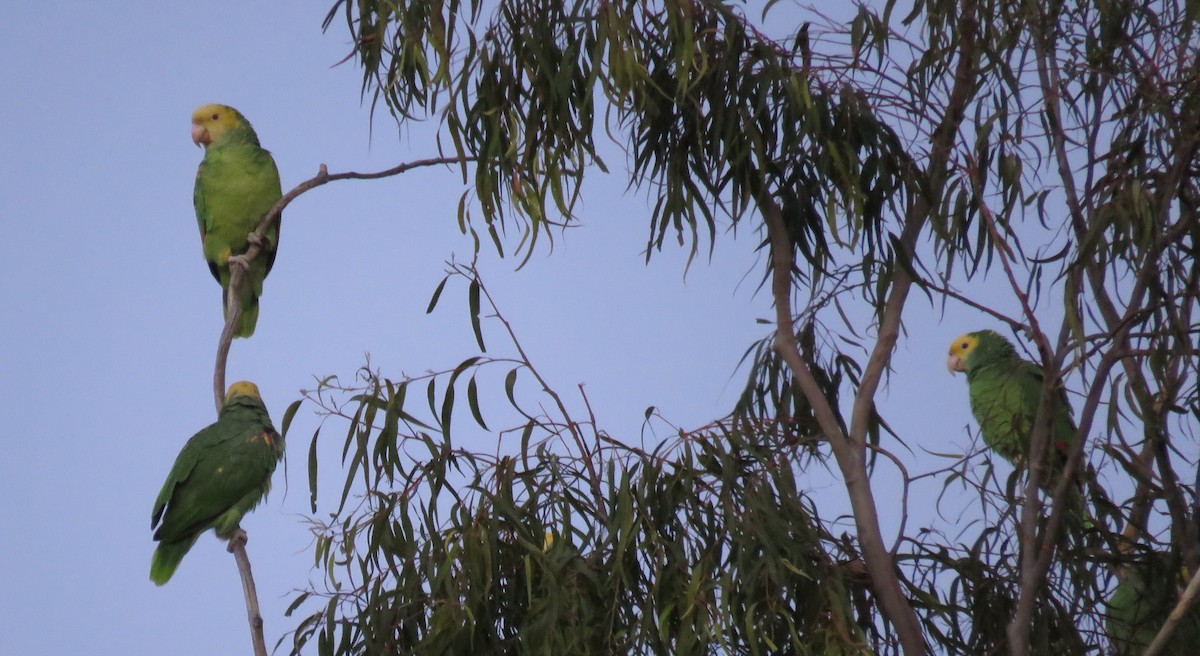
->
923, 280, 1032, 334
969, 187, 1072, 654
1021, 10, 1200, 641
212, 263, 246, 413
863, 441, 914, 556
847, 0, 979, 449
760, 191, 927, 655
212, 156, 472, 409
227, 529, 268, 656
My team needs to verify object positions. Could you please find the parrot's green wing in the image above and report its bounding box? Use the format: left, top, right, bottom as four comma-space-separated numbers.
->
1107, 553, 1200, 655
970, 356, 1076, 467
191, 104, 282, 338
150, 386, 283, 585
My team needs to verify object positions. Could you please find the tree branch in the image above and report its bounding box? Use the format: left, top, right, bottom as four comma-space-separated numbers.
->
863, 441, 914, 556
207, 155, 472, 654
968, 185, 1075, 655
212, 156, 472, 409
227, 530, 268, 656
1022, 2, 1200, 631
848, 0, 978, 448
212, 268, 245, 414
760, 192, 927, 655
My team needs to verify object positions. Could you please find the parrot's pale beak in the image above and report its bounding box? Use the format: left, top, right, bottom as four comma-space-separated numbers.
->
946, 354, 964, 374
191, 124, 208, 147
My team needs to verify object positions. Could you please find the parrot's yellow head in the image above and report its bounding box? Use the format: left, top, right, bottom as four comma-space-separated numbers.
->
226, 380, 262, 401
191, 104, 248, 148
946, 332, 979, 374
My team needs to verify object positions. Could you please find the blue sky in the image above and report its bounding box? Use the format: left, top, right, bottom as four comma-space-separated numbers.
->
0, 2, 1000, 654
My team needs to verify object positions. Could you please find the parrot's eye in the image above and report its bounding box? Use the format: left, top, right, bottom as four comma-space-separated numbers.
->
211, 113, 220, 120
960, 342, 969, 349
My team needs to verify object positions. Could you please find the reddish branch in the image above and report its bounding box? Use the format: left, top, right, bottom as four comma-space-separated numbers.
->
212, 156, 472, 411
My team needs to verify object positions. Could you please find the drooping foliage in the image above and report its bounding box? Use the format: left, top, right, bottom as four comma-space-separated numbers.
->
287, 268, 876, 655
282, 0, 1200, 654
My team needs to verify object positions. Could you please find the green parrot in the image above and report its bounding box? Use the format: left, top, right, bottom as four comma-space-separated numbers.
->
191, 104, 281, 338
946, 330, 1078, 476
1107, 552, 1200, 655
150, 381, 284, 585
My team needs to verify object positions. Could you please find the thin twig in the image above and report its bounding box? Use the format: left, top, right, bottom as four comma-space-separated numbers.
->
862, 441, 913, 556
923, 280, 1030, 334
227, 530, 268, 656
460, 262, 609, 526
212, 156, 472, 410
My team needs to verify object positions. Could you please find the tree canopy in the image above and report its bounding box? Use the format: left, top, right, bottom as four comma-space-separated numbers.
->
273, 1, 1200, 654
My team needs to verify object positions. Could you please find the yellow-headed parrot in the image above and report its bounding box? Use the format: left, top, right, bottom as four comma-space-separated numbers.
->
191, 104, 281, 338
946, 329, 1078, 474
946, 330, 1097, 532
150, 381, 284, 585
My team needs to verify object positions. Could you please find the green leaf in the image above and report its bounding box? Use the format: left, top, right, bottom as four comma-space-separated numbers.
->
426, 275, 450, 314
307, 426, 320, 513
280, 398, 304, 438
441, 382, 455, 442
505, 367, 519, 408
466, 375, 489, 430
468, 278, 486, 351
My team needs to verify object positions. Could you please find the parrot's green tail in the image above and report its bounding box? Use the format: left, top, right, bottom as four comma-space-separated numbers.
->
150, 538, 198, 586
1057, 485, 1098, 541
236, 299, 259, 338
221, 287, 260, 338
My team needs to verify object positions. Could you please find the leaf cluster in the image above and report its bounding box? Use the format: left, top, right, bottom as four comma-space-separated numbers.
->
327, 0, 912, 275
296, 0, 1200, 653
285, 333, 877, 654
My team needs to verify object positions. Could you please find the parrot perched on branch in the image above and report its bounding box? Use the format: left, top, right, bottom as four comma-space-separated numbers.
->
946, 329, 1079, 477
191, 104, 281, 338
150, 381, 284, 585
1106, 552, 1200, 655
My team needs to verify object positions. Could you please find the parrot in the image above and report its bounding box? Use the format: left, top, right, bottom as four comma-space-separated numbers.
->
945, 329, 1078, 477
150, 381, 285, 585
1107, 551, 1200, 655
191, 104, 282, 338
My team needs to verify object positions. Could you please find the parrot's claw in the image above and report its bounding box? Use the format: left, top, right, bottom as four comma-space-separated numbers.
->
227, 254, 252, 274
245, 232, 264, 247
226, 528, 249, 552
